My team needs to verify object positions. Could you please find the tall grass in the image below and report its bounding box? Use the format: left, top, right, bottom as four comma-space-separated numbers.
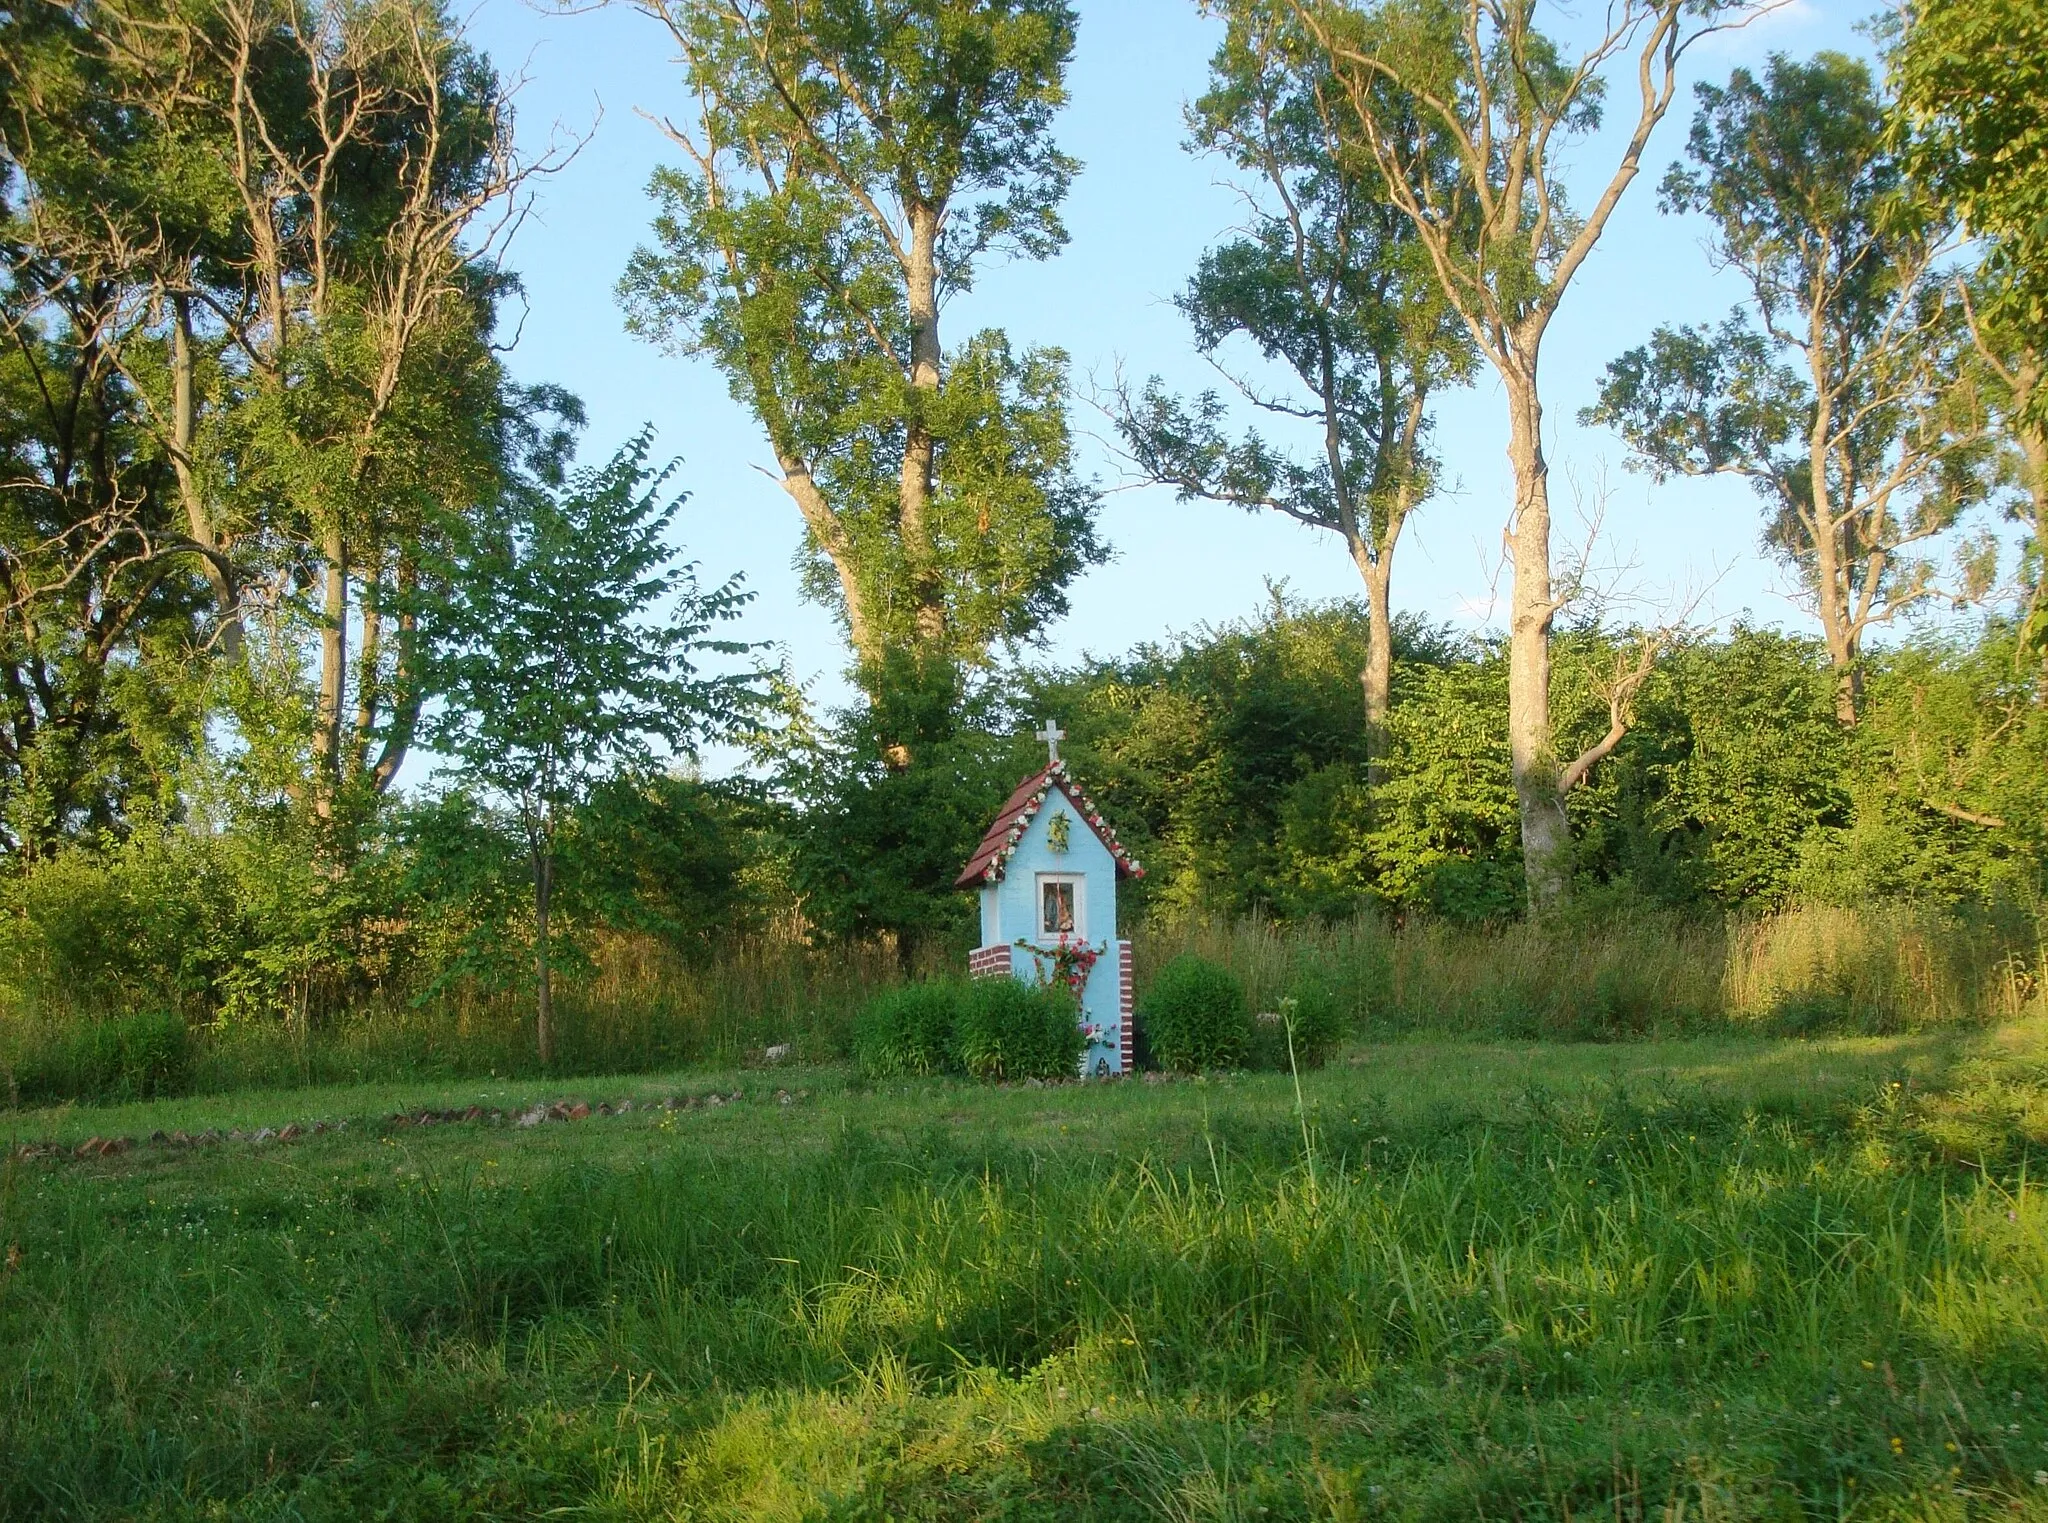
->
6, 901, 2044, 1108
1141, 900, 2048, 1040
0, 930, 913, 1104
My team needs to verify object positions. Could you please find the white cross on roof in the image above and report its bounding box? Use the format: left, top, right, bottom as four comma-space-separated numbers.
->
1034, 719, 1065, 765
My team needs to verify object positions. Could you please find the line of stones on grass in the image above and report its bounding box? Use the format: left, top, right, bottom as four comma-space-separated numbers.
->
5, 1086, 813, 1164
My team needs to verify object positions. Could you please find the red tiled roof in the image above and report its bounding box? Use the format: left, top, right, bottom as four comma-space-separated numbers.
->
954, 760, 1143, 889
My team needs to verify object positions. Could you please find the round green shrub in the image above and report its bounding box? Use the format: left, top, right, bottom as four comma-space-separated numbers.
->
1139, 955, 1251, 1072
953, 977, 1085, 1081
851, 980, 962, 1078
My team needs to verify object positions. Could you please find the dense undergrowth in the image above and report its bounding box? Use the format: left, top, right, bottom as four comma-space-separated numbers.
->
1, 1024, 2044, 1519
3, 901, 2044, 1106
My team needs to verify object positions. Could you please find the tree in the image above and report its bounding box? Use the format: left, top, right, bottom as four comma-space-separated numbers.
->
1112, 0, 1473, 764
0, 0, 224, 855
1290, 0, 1764, 911
420, 435, 757, 1066
1952, 281, 2048, 691
617, 0, 1104, 711
1896, 3, 2048, 687
1588, 53, 1992, 725
1896, 0, 2048, 347
0, 0, 569, 844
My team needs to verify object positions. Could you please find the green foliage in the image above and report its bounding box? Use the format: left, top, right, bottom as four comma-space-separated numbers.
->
1139, 953, 1251, 1072
852, 979, 963, 1078
1366, 644, 1523, 920
422, 435, 758, 820
852, 974, 1082, 1082
1572, 627, 1848, 907
953, 975, 1085, 1081
1275, 972, 1347, 1069
1897, 0, 2048, 344
1023, 595, 1422, 921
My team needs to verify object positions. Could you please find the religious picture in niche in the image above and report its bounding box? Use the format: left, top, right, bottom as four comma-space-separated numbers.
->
1041, 879, 1076, 937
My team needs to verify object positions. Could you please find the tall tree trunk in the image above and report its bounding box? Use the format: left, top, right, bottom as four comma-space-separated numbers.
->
312, 526, 347, 817
1352, 540, 1395, 772
2010, 366, 2048, 706
899, 200, 945, 650
168, 296, 243, 659
1505, 376, 1571, 913
353, 548, 382, 777
369, 555, 421, 791
533, 839, 555, 1068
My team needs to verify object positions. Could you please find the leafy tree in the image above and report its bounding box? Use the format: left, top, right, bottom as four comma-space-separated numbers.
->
1951, 280, 2048, 692
1020, 595, 1456, 920
1112, 0, 1473, 762
1363, 643, 1521, 920
1895, 1, 2048, 687
1594, 628, 1849, 906
1827, 626, 2048, 902
0, 0, 569, 851
0, 0, 223, 855
420, 436, 758, 1065
1290, 0, 1764, 911
1896, 0, 2048, 347
1589, 53, 1993, 725
617, 0, 1104, 712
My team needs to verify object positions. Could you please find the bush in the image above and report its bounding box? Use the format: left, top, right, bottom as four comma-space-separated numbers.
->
851, 980, 963, 1078
1140, 955, 1252, 1072
953, 978, 1085, 1081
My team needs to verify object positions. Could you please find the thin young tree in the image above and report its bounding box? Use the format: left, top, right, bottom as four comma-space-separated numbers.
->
421, 436, 757, 1067
1111, 0, 1473, 765
616, 0, 1103, 710
1289, 0, 1769, 910
1588, 53, 1993, 725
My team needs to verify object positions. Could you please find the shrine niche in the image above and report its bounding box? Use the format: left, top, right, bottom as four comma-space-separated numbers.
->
956, 722, 1143, 1077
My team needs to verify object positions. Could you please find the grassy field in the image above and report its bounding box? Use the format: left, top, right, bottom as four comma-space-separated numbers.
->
3, 1026, 2047, 1520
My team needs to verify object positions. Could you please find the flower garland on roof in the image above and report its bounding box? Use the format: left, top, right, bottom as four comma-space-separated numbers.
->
977, 759, 1145, 883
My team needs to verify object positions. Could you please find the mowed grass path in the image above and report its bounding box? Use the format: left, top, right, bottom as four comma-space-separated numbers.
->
2, 1028, 2046, 1520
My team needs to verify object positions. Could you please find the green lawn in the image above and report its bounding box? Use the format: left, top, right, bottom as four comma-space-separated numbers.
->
2, 1027, 2046, 1520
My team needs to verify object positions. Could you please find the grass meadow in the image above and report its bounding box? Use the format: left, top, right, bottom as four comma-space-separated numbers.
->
4, 1016, 2048, 1520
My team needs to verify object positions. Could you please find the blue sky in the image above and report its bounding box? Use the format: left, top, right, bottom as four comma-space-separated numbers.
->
463, 0, 1876, 742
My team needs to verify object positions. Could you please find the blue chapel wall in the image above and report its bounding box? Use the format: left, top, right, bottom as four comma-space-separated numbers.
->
978, 780, 1119, 949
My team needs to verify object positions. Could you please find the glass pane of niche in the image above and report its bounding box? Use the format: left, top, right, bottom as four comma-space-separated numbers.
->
1040, 877, 1077, 938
